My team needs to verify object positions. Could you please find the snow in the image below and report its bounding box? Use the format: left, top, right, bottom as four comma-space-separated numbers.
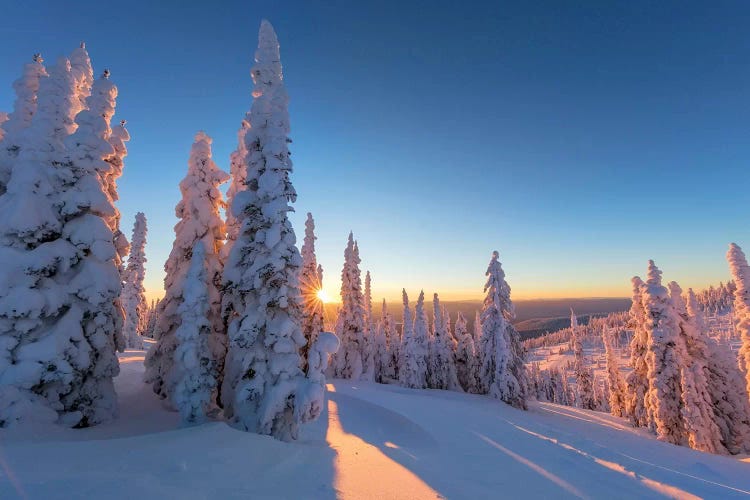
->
3, 349, 750, 499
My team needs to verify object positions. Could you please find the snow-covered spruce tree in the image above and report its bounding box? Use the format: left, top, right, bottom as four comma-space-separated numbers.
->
0, 53, 47, 195
299, 213, 324, 369
375, 299, 396, 382
122, 212, 148, 349
625, 276, 650, 427
454, 311, 478, 393
727, 243, 750, 392
170, 241, 216, 424
68, 43, 93, 119
478, 251, 527, 409
641, 261, 686, 445
668, 282, 725, 454
602, 328, 626, 417
104, 119, 130, 273
401, 290, 429, 389
687, 289, 750, 455
221, 20, 325, 439
361, 269, 376, 381
571, 309, 596, 410
145, 132, 229, 406
428, 294, 460, 390
331, 233, 366, 380
0, 57, 123, 427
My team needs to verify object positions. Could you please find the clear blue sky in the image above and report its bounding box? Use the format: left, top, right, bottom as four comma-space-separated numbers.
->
1, 1, 748, 301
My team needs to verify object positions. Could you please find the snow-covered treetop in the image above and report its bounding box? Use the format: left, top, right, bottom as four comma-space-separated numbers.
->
646, 259, 662, 286
570, 308, 578, 330
301, 212, 317, 266
668, 281, 687, 316
727, 243, 749, 308
4, 54, 48, 138
69, 43, 93, 117
483, 251, 515, 321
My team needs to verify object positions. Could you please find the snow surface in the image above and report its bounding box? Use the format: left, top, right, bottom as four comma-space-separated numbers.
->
2, 345, 750, 499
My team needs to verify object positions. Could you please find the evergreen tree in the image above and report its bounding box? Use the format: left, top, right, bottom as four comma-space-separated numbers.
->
361, 269, 375, 381
429, 294, 460, 390
0, 53, 48, 196
477, 252, 527, 409
375, 299, 397, 382
222, 119, 249, 263
332, 233, 366, 379
642, 261, 685, 445
299, 213, 324, 369
170, 241, 216, 424
145, 132, 229, 407
571, 309, 596, 409
0, 57, 122, 427
122, 212, 148, 349
602, 328, 626, 417
625, 276, 650, 427
668, 282, 725, 454
221, 21, 323, 440
727, 243, 750, 392
399, 290, 426, 388
454, 311, 478, 393
104, 119, 131, 275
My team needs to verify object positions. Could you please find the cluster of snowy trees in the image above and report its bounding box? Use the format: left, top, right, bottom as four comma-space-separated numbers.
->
529, 249, 750, 455
326, 242, 528, 409
141, 21, 336, 439
0, 44, 149, 427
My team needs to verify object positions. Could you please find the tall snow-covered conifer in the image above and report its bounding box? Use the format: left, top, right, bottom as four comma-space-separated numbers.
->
429, 293, 460, 390
145, 132, 228, 407
625, 276, 650, 427
332, 233, 366, 379
122, 212, 148, 349
454, 311, 478, 393
602, 328, 626, 417
299, 213, 324, 368
0, 58, 123, 427
727, 243, 750, 393
401, 290, 429, 389
221, 21, 323, 440
478, 251, 527, 409
361, 269, 376, 381
571, 309, 596, 409
642, 261, 685, 445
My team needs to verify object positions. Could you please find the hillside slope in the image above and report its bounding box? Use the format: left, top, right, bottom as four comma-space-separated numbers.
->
1, 349, 749, 499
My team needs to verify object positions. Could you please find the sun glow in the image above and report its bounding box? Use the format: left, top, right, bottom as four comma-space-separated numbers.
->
317, 289, 333, 303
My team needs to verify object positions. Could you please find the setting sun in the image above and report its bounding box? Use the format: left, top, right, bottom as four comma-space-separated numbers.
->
316, 289, 333, 303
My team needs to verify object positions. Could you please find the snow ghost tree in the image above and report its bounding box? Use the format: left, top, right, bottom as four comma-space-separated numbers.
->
299, 213, 324, 369
571, 309, 596, 410
0, 53, 47, 195
0, 58, 123, 427
727, 243, 750, 394
400, 290, 429, 389
641, 261, 685, 445
169, 241, 217, 424
221, 20, 323, 440
625, 276, 650, 427
361, 269, 375, 381
668, 282, 725, 454
454, 311, 478, 393
122, 212, 148, 349
375, 299, 396, 382
332, 233, 366, 380
429, 293, 460, 391
602, 328, 626, 417
145, 132, 229, 408
478, 251, 527, 409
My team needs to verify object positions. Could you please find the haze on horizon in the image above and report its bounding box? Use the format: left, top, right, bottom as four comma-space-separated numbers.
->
1, 1, 747, 304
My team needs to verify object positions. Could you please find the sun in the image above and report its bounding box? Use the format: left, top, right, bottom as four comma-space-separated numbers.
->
316, 289, 332, 304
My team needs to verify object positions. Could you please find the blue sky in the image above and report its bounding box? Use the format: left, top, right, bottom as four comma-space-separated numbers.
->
1, 1, 748, 301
